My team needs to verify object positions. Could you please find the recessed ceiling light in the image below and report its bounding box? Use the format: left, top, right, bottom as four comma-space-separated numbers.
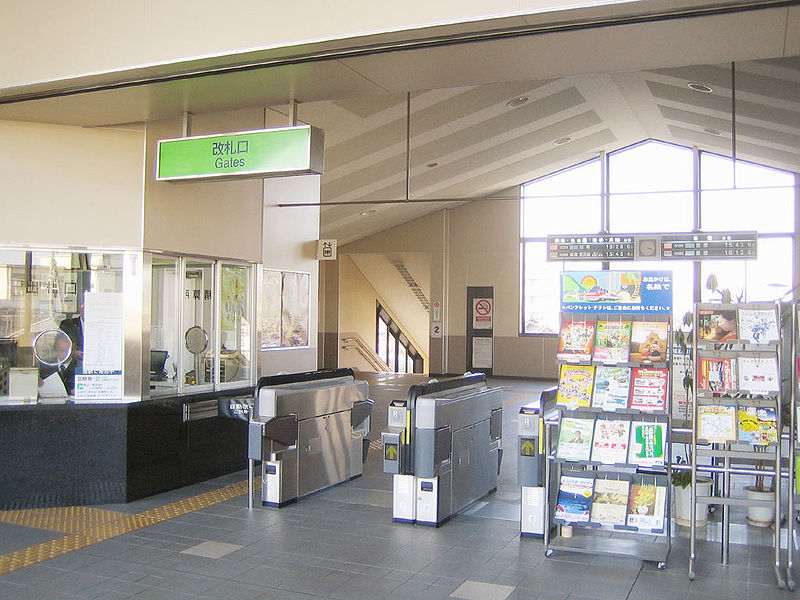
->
506, 96, 529, 108
704, 128, 723, 136
359, 209, 377, 216
426, 162, 439, 168
553, 137, 572, 145
688, 82, 713, 93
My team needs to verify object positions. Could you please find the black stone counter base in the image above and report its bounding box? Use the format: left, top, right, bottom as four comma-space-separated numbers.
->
0, 388, 252, 510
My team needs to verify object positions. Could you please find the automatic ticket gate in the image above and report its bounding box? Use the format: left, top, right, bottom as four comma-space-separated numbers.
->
248, 368, 373, 508
518, 387, 557, 536
382, 373, 502, 526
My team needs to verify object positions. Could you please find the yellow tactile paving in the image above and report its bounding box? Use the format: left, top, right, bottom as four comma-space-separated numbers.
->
0, 477, 257, 577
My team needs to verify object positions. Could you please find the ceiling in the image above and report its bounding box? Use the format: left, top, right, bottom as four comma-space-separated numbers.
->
1, 2, 798, 245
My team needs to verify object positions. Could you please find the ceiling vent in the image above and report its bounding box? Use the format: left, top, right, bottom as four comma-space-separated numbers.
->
393, 263, 430, 311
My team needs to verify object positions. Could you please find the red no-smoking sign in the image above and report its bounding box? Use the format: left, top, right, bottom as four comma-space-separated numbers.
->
472, 298, 493, 329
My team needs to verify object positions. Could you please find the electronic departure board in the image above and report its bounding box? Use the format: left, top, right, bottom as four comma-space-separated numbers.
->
546, 235, 635, 261
661, 232, 757, 259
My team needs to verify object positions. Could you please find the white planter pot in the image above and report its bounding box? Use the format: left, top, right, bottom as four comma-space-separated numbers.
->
744, 486, 775, 527
673, 476, 712, 527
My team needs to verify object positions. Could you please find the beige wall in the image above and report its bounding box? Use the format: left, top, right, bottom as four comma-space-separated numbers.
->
0, 120, 144, 248
143, 109, 264, 260
339, 256, 380, 351
0, 1, 649, 90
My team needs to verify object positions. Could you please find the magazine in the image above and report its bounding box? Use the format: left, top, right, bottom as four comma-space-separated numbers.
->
557, 318, 596, 361
554, 475, 594, 523
557, 364, 595, 410
591, 366, 631, 411
697, 308, 738, 343
592, 321, 632, 364
697, 358, 737, 393
697, 403, 737, 443
626, 482, 666, 530
628, 421, 666, 467
590, 419, 631, 464
629, 321, 668, 364
738, 308, 779, 345
629, 367, 668, 412
556, 417, 595, 461
737, 405, 778, 446
737, 356, 779, 394
590, 478, 630, 526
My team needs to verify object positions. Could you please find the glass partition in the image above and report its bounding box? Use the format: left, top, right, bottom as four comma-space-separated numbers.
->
183, 259, 215, 388
220, 263, 252, 385
150, 256, 180, 393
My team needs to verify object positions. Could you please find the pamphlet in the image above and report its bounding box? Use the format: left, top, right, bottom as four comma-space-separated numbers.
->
592, 321, 632, 364
555, 475, 594, 523
629, 321, 668, 364
590, 478, 630, 526
626, 482, 666, 530
629, 367, 668, 412
590, 419, 631, 464
738, 308, 779, 345
737, 356, 779, 394
557, 364, 595, 410
697, 308, 738, 343
698, 403, 737, 443
628, 421, 666, 467
697, 358, 737, 393
557, 318, 595, 361
556, 417, 595, 462
591, 366, 631, 411
737, 405, 778, 446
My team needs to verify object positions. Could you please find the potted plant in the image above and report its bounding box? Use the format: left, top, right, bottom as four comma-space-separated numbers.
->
672, 465, 713, 527
744, 446, 775, 527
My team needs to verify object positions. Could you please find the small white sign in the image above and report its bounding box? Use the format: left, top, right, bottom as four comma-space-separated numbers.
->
432, 300, 441, 321
472, 298, 493, 330
472, 337, 493, 368
431, 321, 442, 338
74, 374, 122, 401
317, 239, 337, 260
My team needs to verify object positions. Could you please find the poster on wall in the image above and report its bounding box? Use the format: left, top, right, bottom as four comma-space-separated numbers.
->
281, 271, 310, 347
260, 270, 282, 348
472, 337, 493, 369
560, 271, 672, 314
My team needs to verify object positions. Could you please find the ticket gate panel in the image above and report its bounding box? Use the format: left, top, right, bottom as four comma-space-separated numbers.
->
297, 409, 350, 498
451, 419, 496, 516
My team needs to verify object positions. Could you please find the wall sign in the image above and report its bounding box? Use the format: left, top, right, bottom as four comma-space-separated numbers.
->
472, 298, 493, 329
156, 125, 324, 181
561, 271, 673, 314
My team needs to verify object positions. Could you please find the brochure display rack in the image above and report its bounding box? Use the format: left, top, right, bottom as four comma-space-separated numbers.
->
687, 302, 784, 587
544, 271, 673, 567
787, 303, 798, 590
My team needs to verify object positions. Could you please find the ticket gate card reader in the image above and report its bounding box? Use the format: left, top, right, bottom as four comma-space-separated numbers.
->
382, 374, 502, 526
249, 368, 372, 508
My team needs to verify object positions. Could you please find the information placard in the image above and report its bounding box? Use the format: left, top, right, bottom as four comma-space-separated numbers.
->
661, 232, 757, 259
561, 271, 672, 314
547, 235, 635, 261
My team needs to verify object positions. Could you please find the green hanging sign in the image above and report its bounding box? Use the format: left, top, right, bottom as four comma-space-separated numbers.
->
156, 125, 324, 181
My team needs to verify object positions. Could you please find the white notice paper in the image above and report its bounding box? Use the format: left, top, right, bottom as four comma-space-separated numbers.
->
472, 337, 493, 368
83, 292, 124, 373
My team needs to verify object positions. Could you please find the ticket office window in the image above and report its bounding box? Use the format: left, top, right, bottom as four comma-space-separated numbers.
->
219, 263, 252, 386
0, 249, 124, 401
150, 256, 180, 393
184, 259, 216, 388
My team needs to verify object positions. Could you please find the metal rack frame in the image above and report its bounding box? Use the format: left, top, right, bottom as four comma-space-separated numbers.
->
787, 303, 798, 590
687, 302, 784, 588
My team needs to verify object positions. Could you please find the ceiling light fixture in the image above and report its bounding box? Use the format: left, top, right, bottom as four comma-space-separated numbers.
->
426, 162, 439, 168
704, 128, 723, 136
506, 96, 529, 108
688, 82, 713, 93
553, 136, 572, 145
359, 209, 377, 216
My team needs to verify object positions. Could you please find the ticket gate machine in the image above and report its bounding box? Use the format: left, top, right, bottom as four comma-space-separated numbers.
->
248, 369, 373, 508
518, 387, 557, 536
382, 374, 502, 526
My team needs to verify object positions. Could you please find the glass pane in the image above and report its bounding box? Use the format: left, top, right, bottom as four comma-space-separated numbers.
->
701, 237, 793, 303
700, 152, 795, 233
184, 260, 215, 387
150, 256, 179, 394
521, 159, 602, 237
388, 334, 397, 371
220, 264, 252, 384
377, 318, 388, 363
608, 141, 694, 233
407, 354, 415, 374
398, 345, 407, 373
0, 250, 124, 401
522, 242, 601, 334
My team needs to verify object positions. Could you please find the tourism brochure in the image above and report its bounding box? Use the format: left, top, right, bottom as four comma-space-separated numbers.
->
556, 417, 595, 462
697, 403, 737, 443
557, 364, 595, 410
738, 308, 779, 345
555, 475, 594, 523
697, 357, 737, 394
590, 419, 631, 464
629, 367, 668, 412
629, 321, 668, 364
590, 478, 630, 527
557, 318, 596, 361
626, 481, 666, 530
591, 366, 631, 411
627, 421, 666, 467
737, 405, 778, 446
737, 356, 779, 394
592, 320, 632, 364
697, 308, 738, 343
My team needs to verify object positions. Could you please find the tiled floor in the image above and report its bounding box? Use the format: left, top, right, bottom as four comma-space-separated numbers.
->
0, 374, 797, 599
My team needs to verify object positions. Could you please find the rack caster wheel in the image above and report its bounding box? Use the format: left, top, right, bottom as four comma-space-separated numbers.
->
657, 562, 666, 570
708, 506, 716, 515
688, 571, 695, 581
545, 549, 554, 558
788, 579, 796, 591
